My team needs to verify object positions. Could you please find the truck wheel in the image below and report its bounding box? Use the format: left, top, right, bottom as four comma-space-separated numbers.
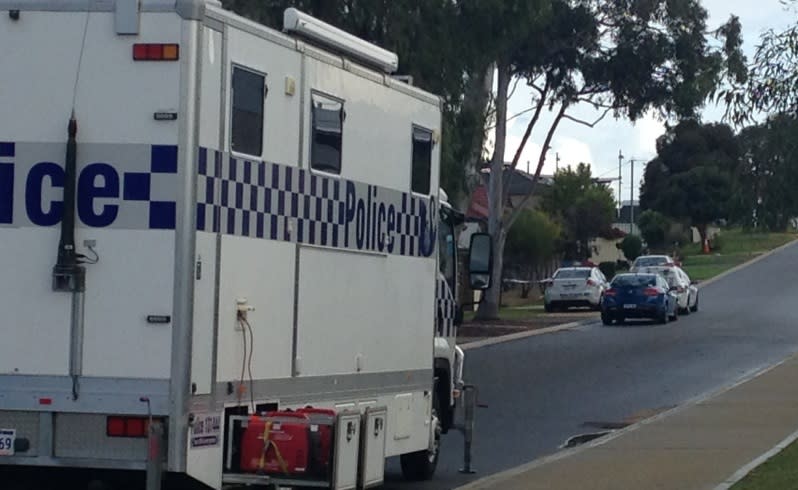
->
400, 397, 441, 481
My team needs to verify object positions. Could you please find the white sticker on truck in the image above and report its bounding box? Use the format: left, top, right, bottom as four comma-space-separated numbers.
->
190, 413, 221, 448
0, 428, 15, 456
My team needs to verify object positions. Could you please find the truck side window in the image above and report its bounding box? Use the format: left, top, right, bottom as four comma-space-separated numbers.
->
231, 66, 265, 157
411, 126, 432, 195
310, 93, 343, 174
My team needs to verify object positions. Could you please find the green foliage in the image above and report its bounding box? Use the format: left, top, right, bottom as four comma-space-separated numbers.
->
722, 2, 798, 124
542, 163, 616, 259
504, 210, 560, 277
732, 114, 798, 231
709, 232, 724, 252
621, 235, 643, 262
598, 261, 616, 280
637, 210, 670, 249
640, 120, 739, 241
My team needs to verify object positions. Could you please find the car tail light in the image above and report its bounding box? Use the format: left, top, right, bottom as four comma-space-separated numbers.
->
107, 416, 150, 438
586, 279, 596, 286
133, 43, 180, 61
643, 287, 660, 296
604, 288, 617, 297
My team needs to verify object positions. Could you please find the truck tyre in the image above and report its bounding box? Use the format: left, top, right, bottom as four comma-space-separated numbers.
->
400, 396, 441, 481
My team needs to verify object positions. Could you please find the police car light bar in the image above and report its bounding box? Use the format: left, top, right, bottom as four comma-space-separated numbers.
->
283, 8, 399, 74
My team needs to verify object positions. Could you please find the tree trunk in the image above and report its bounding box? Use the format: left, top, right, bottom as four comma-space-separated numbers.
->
475, 63, 510, 321
456, 65, 495, 212
697, 223, 708, 252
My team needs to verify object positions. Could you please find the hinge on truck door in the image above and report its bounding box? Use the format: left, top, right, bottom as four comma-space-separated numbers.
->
196, 256, 202, 280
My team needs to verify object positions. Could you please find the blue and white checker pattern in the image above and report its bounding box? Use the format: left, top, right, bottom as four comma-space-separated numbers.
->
0, 142, 178, 230
436, 274, 457, 338
196, 147, 435, 257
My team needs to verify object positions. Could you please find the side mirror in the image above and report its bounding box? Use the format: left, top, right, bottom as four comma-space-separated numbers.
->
468, 233, 493, 290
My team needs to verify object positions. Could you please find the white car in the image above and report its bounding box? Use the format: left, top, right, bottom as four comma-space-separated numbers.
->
544, 267, 608, 312
637, 265, 699, 314
630, 255, 677, 272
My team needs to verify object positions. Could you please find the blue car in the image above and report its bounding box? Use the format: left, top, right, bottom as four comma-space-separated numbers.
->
601, 273, 678, 325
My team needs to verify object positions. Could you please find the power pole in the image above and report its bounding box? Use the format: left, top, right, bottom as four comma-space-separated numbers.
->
555, 152, 560, 173
630, 159, 635, 233
617, 150, 623, 218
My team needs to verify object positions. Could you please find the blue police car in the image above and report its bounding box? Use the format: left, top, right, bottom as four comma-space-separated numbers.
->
601, 273, 678, 325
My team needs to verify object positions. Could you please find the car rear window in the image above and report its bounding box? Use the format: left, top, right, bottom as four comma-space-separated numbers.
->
635, 257, 669, 267
612, 275, 657, 287
554, 269, 591, 279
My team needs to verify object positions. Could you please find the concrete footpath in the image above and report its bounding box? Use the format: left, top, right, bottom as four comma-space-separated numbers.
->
458, 352, 798, 490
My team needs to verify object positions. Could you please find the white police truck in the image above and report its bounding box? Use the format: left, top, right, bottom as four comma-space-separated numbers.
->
0, 2, 491, 489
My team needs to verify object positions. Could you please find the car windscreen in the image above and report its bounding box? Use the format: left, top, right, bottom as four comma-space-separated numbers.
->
635, 257, 669, 267
554, 269, 591, 279
612, 275, 657, 287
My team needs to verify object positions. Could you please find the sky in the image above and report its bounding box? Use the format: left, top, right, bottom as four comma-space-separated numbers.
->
497, 0, 794, 204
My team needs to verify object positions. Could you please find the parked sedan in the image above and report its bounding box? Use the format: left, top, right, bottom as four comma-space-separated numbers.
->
601, 273, 679, 325
630, 254, 677, 272
638, 265, 699, 315
544, 267, 608, 312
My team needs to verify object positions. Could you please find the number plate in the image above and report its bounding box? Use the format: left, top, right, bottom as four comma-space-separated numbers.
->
623, 304, 637, 309
0, 429, 15, 456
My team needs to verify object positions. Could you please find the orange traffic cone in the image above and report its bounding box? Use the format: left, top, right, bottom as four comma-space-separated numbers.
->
702, 239, 710, 254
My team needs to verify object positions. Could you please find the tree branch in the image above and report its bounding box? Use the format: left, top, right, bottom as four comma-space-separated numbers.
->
507, 76, 522, 101
501, 83, 551, 198
561, 107, 612, 128
506, 103, 568, 230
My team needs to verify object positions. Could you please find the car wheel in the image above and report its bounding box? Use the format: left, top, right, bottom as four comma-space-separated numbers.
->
690, 295, 699, 313
601, 311, 613, 326
670, 309, 679, 321
657, 307, 668, 324
544, 302, 554, 313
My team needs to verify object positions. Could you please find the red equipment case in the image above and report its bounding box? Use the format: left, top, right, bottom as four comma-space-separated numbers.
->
239, 412, 311, 475
297, 407, 336, 476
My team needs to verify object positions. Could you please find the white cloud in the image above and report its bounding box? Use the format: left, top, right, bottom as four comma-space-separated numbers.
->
504, 134, 544, 173
552, 136, 595, 171
634, 113, 665, 157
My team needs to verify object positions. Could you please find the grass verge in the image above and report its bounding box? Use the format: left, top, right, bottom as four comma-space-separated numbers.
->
731, 437, 798, 489
679, 229, 796, 281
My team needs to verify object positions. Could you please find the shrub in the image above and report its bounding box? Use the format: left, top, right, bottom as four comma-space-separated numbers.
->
598, 261, 616, 279
637, 210, 670, 249
621, 235, 643, 261
709, 232, 724, 251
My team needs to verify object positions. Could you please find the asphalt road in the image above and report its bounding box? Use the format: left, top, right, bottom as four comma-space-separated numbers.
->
384, 242, 798, 489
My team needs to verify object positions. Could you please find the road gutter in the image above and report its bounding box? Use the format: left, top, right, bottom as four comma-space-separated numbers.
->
460, 320, 590, 351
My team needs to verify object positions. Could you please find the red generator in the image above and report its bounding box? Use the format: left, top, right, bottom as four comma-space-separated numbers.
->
240, 412, 311, 475
297, 407, 336, 477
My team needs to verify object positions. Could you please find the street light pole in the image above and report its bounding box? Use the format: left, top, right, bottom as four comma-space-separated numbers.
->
617, 150, 623, 217
630, 159, 635, 233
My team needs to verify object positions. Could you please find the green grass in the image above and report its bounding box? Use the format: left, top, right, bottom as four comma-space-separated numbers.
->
679, 229, 797, 281
464, 305, 544, 323
731, 438, 798, 489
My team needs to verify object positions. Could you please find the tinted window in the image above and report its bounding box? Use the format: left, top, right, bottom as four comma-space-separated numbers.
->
231, 66, 265, 157
554, 269, 591, 279
412, 127, 432, 194
612, 275, 657, 287
635, 256, 669, 267
311, 93, 343, 173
